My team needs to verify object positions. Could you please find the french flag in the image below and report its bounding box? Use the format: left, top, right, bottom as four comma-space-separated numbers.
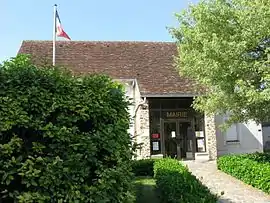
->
55, 10, 71, 40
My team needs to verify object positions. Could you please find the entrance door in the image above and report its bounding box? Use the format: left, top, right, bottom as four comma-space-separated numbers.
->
163, 121, 189, 159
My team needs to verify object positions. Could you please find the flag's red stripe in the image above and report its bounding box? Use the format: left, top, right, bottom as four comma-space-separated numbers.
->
56, 25, 71, 40
56, 10, 71, 40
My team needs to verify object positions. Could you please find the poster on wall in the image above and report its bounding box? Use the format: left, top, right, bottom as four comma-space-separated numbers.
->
171, 131, 176, 138
152, 133, 160, 139
152, 141, 159, 151
196, 131, 204, 138
197, 139, 205, 152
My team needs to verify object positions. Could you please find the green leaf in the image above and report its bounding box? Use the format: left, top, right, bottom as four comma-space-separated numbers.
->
172, 0, 270, 123
0, 55, 134, 202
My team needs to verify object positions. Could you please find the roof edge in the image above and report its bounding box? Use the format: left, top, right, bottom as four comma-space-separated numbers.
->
20, 40, 176, 44
17, 40, 27, 55
142, 93, 199, 98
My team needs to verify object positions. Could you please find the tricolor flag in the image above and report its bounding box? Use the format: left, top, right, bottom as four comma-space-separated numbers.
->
53, 5, 71, 66
55, 9, 71, 40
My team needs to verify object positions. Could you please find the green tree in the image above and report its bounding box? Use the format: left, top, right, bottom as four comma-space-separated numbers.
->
171, 0, 270, 124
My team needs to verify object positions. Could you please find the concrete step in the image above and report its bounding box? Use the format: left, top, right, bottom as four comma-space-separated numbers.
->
150, 154, 163, 159
195, 152, 209, 160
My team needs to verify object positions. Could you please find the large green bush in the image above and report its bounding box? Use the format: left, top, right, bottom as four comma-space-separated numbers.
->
217, 153, 270, 194
0, 55, 134, 203
154, 158, 217, 203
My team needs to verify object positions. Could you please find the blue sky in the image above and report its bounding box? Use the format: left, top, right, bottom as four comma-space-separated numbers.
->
0, 0, 198, 62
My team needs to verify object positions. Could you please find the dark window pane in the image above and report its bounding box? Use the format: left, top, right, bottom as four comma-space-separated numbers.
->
176, 99, 193, 108
194, 112, 206, 152
164, 122, 177, 157
150, 111, 161, 134
150, 110, 161, 155
160, 100, 177, 109
149, 100, 160, 109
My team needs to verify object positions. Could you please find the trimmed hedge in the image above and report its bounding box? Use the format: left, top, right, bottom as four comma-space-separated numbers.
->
243, 152, 270, 163
154, 158, 217, 203
0, 55, 134, 202
131, 159, 155, 177
217, 152, 270, 194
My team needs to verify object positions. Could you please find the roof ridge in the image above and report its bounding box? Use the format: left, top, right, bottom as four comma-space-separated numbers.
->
22, 40, 176, 44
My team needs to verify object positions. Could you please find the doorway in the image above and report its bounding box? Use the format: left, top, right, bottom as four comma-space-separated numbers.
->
163, 121, 191, 159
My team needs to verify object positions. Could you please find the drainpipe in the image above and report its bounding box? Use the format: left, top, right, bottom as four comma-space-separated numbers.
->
133, 97, 146, 136
132, 96, 147, 158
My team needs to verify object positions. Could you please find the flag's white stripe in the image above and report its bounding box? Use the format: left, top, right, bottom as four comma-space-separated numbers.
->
56, 16, 62, 36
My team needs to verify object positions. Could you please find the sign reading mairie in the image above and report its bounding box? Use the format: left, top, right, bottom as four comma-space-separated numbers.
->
165, 111, 188, 118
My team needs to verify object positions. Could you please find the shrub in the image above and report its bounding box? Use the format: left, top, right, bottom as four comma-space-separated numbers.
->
0, 55, 134, 203
243, 152, 270, 163
131, 159, 155, 177
154, 158, 217, 203
217, 153, 270, 194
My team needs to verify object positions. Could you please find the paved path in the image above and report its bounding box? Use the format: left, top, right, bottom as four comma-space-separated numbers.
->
183, 160, 270, 203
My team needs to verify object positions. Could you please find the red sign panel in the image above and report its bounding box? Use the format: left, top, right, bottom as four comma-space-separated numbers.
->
152, 134, 160, 139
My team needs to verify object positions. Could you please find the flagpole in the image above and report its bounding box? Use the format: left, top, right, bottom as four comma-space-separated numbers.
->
52, 4, 57, 66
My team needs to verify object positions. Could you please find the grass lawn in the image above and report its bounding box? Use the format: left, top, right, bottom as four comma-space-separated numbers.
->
134, 176, 160, 203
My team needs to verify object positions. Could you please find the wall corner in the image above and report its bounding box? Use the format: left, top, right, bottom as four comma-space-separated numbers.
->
205, 114, 218, 160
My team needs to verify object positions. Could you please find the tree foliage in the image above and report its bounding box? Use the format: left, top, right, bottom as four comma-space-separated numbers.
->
0, 55, 134, 202
171, 0, 270, 123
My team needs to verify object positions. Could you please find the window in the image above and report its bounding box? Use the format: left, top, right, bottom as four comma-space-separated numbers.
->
262, 122, 270, 127
225, 123, 239, 142
149, 110, 161, 155
222, 114, 240, 143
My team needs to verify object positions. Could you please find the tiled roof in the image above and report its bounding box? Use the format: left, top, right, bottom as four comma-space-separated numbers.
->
18, 40, 198, 96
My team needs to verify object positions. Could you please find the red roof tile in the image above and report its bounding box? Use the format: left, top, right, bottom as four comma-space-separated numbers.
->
18, 40, 197, 96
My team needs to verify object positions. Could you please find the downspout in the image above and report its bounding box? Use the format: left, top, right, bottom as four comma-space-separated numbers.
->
133, 97, 147, 157
133, 97, 146, 135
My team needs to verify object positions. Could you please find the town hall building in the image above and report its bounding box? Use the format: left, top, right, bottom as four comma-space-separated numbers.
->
18, 40, 269, 160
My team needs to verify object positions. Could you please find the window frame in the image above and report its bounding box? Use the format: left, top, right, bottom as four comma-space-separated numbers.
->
223, 117, 240, 143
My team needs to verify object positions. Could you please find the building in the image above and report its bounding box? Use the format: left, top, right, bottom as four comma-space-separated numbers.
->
18, 40, 266, 160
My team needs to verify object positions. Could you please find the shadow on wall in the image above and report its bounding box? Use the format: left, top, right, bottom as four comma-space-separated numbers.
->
216, 120, 263, 156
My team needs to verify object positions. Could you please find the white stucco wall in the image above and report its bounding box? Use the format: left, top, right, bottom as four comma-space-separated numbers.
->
124, 81, 136, 137
119, 79, 141, 138
118, 79, 150, 159
215, 115, 263, 156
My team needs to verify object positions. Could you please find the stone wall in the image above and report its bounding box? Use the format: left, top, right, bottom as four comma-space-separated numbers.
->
136, 101, 151, 159
205, 114, 218, 160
